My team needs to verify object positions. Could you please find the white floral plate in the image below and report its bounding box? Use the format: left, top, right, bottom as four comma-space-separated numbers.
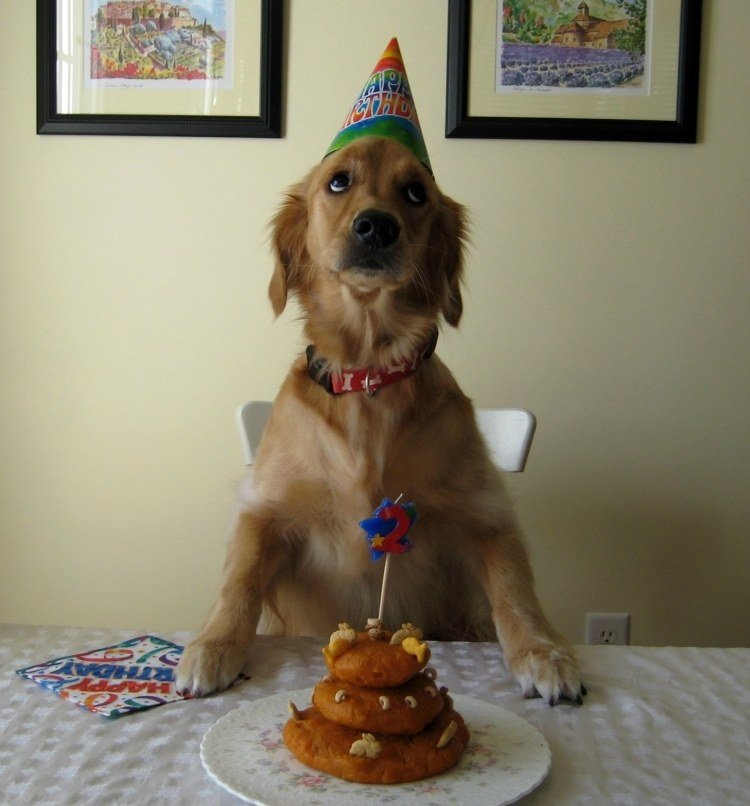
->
201, 689, 551, 805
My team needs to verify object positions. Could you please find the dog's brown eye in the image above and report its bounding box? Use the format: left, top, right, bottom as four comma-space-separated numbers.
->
329, 172, 350, 193
404, 181, 426, 205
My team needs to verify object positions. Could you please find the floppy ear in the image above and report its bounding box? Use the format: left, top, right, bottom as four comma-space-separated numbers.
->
432, 192, 468, 327
268, 180, 309, 316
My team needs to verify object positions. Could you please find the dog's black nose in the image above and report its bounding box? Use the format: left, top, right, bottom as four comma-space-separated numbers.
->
352, 210, 400, 249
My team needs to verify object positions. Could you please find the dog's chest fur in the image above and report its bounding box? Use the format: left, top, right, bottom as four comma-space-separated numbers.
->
248, 389, 488, 637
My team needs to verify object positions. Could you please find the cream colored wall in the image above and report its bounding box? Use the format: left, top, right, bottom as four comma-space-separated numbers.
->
1, 2, 748, 646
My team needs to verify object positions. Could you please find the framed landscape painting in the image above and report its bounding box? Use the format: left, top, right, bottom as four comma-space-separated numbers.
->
446, 0, 702, 142
37, 0, 283, 137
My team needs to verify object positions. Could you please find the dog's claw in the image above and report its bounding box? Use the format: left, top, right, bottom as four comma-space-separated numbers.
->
545, 687, 585, 707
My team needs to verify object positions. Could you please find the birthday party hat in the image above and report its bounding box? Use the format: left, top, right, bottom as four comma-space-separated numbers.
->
325, 38, 431, 172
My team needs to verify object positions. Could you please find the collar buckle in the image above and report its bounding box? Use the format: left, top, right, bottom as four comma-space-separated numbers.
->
364, 366, 377, 396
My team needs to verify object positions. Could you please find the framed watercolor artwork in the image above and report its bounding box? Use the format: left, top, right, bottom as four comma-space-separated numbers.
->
446, 0, 702, 142
37, 0, 283, 137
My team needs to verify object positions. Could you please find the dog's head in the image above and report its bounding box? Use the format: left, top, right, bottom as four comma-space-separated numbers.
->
270, 138, 467, 352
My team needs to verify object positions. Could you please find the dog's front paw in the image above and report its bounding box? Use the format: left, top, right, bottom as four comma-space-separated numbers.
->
509, 640, 584, 705
176, 636, 249, 697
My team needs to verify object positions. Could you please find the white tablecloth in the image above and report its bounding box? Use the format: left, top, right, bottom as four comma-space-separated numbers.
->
1, 625, 748, 805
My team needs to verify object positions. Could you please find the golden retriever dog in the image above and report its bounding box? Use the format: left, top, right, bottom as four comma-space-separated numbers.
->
176, 137, 583, 705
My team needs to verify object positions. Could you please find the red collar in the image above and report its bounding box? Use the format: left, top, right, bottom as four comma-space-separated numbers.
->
306, 329, 438, 396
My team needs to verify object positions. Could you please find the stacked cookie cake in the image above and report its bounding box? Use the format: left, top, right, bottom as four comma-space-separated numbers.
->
283, 621, 469, 785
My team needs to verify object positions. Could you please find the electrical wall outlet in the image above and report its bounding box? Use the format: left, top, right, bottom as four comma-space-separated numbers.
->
585, 613, 630, 645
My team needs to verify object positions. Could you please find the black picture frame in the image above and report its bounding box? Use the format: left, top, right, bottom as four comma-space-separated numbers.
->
446, 0, 702, 143
37, 0, 283, 137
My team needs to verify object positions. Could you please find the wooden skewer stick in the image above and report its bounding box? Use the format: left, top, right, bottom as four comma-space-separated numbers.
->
377, 555, 392, 622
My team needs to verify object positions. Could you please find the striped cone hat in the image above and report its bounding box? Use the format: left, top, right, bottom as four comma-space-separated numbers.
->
324, 38, 431, 172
